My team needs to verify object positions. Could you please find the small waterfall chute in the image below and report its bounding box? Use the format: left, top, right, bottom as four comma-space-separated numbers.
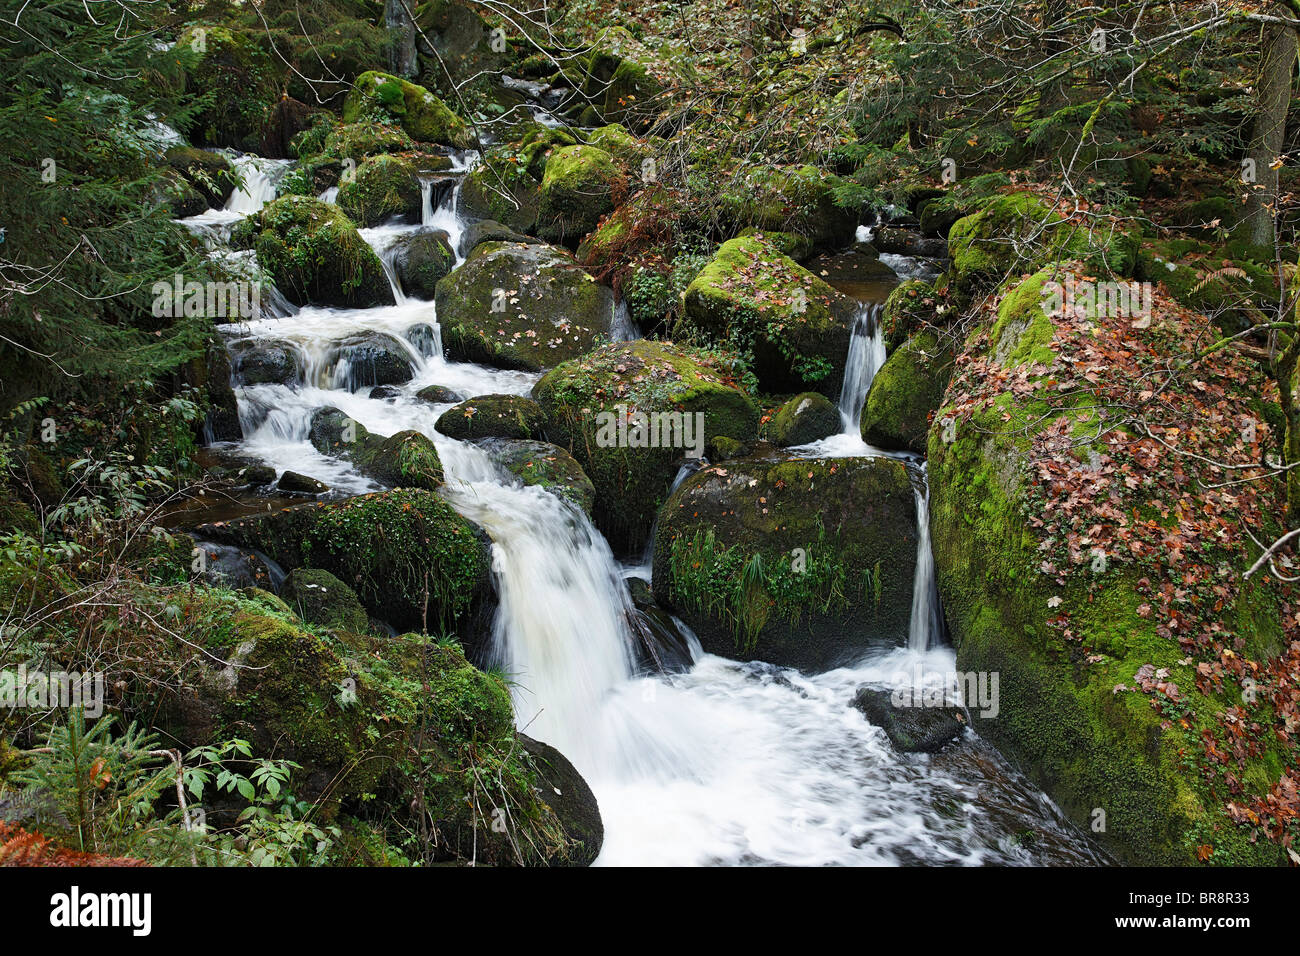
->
837, 302, 886, 434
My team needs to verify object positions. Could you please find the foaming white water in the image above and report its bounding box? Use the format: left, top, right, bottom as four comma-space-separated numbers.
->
318, 186, 339, 204
426, 181, 466, 261
224, 154, 291, 216
358, 223, 413, 304
838, 302, 887, 434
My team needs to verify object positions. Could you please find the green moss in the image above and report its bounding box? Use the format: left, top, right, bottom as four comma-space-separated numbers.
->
680, 235, 856, 395
176, 25, 280, 149
768, 391, 840, 446
534, 339, 759, 552
282, 567, 371, 633
436, 395, 548, 441
242, 196, 393, 308
343, 71, 470, 148
861, 329, 954, 453
537, 145, 625, 244
337, 155, 421, 227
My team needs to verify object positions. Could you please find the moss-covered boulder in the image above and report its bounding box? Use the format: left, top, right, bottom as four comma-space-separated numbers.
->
1135, 238, 1276, 335
308, 409, 443, 490
880, 279, 940, 353
534, 340, 760, 553
237, 196, 394, 308
928, 266, 1295, 865
768, 392, 840, 446
860, 329, 955, 453
477, 438, 596, 515
391, 230, 455, 299
537, 145, 626, 245
681, 236, 858, 397
652, 455, 917, 669
337, 154, 422, 226
947, 191, 1140, 292
459, 154, 543, 233
719, 165, 857, 253
320, 121, 417, 161
176, 25, 280, 149
196, 489, 491, 632
434, 242, 614, 371
343, 71, 471, 147
436, 395, 548, 441
144, 590, 599, 863
566, 26, 668, 132
281, 567, 370, 633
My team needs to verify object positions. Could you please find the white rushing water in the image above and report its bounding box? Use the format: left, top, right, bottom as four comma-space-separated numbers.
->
838, 302, 887, 434
197, 144, 1098, 866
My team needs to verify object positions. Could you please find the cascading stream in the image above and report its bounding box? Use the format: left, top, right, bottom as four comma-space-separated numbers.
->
200, 143, 1102, 866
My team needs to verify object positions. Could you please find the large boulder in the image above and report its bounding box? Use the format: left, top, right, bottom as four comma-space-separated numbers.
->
308, 408, 443, 490
392, 230, 455, 299
162, 146, 238, 210
434, 242, 614, 371
196, 489, 490, 633
478, 438, 596, 515
325, 332, 416, 389
537, 145, 626, 245
928, 266, 1294, 865
281, 567, 370, 632
860, 329, 955, 454
435, 395, 548, 441
681, 236, 858, 397
343, 71, 471, 147
459, 155, 543, 233
235, 196, 394, 308
718, 164, 857, 253
137, 588, 600, 864
947, 191, 1140, 292
768, 392, 840, 446
563, 26, 667, 132
176, 25, 280, 149
651, 455, 918, 670
534, 340, 760, 553
227, 339, 303, 387
337, 154, 422, 226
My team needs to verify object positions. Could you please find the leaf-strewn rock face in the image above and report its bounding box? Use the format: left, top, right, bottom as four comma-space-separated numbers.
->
929, 266, 1294, 866
652, 455, 917, 670
681, 236, 859, 398
234, 196, 394, 308
343, 70, 471, 148
436, 394, 549, 441
434, 242, 614, 371
534, 340, 760, 553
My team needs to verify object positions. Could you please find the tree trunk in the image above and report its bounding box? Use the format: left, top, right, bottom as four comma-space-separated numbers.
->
1244, 10, 1298, 247
385, 0, 418, 79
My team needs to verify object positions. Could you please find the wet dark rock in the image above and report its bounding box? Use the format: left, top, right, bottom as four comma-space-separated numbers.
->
327, 332, 415, 390
851, 686, 966, 753
874, 227, 948, 258
416, 383, 464, 404
277, 470, 329, 495
228, 339, 303, 387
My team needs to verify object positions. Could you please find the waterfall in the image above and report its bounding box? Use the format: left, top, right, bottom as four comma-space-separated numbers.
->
224, 155, 289, 216
837, 303, 886, 434
419, 178, 435, 226
425, 179, 466, 261
907, 465, 944, 652
357, 225, 407, 304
